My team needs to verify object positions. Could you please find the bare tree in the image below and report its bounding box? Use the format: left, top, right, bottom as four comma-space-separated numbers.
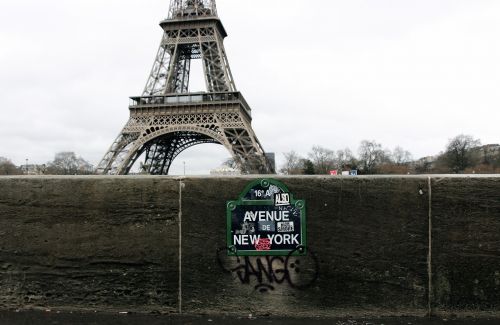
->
392, 146, 413, 165
358, 140, 385, 174
280, 151, 304, 175
444, 134, 481, 173
335, 148, 357, 170
0, 157, 22, 175
308, 146, 335, 174
46, 152, 94, 175
224, 154, 269, 175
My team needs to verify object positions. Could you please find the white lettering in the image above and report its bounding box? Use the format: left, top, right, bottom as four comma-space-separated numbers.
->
244, 211, 256, 222
253, 210, 291, 222
250, 235, 261, 245
265, 234, 300, 246
275, 193, 291, 206
234, 234, 262, 246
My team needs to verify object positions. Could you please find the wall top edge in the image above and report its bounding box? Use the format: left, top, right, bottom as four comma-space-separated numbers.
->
1, 175, 500, 180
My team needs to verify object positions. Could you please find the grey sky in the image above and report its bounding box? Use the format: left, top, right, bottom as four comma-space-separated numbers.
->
1, 0, 499, 174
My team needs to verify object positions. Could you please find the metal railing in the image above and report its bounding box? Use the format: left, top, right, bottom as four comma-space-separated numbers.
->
129, 92, 251, 113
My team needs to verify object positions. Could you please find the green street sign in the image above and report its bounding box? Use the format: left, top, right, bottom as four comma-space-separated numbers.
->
226, 179, 307, 256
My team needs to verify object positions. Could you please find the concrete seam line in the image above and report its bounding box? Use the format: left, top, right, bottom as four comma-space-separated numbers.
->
427, 176, 432, 317
178, 179, 183, 314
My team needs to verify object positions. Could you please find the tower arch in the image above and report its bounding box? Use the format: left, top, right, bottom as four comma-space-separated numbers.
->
117, 125, 234, 175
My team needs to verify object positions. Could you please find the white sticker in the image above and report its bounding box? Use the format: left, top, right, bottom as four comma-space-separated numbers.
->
274, 193, 291, 206
277, 221, 294, 233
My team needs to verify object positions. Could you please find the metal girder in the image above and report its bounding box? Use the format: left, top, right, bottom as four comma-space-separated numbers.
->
169, 0, 217, 19
143, 33, 172, 96
139, 131, 218, 175
96, 132, 140, 174
97, 0, 274, 175
142, 1, 235, 96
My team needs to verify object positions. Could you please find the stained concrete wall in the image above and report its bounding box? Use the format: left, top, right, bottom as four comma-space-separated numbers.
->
0, 176, 498, 318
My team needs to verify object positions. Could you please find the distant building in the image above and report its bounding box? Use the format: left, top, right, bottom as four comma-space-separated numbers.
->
265, 152, 276, 173
210, 165, 240, 176
411, 155, 438, 174
22, 164, 46, 175
473, 144, 500, 167
479, 144, 500, 155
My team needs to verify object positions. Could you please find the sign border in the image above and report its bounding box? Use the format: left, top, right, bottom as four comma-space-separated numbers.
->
226, 179, 307, 256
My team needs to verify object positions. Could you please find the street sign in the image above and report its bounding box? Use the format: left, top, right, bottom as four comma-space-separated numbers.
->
329, 170, 338, 176
226, 179, 306, 256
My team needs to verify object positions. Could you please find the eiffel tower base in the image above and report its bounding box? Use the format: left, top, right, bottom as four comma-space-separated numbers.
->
97, 93, 274, 175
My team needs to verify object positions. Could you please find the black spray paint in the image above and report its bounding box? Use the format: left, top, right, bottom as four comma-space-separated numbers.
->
216, 246, 319, 293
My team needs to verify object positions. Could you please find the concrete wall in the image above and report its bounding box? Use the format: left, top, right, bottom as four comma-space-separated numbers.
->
0, 176, 498, 318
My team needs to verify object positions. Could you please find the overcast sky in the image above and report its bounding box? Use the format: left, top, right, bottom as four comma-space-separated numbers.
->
1, 0, 499, 174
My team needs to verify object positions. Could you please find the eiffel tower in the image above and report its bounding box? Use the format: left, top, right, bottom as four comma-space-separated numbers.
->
97, 0, 274, 175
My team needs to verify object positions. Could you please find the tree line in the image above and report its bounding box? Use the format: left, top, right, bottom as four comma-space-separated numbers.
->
1, 134, 499, 176
280, 134, 500, 175
280, 141, 413, 175
417, 135, 500, 174
0, 152, 94, 175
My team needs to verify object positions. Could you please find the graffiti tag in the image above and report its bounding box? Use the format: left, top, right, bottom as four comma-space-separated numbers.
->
217, 246, 319, 293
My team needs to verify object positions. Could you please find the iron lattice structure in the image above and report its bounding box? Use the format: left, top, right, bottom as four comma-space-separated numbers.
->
97, 0, 274, 175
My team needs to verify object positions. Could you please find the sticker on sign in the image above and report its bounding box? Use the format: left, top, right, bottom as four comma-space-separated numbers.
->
277, 221, 294, 233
